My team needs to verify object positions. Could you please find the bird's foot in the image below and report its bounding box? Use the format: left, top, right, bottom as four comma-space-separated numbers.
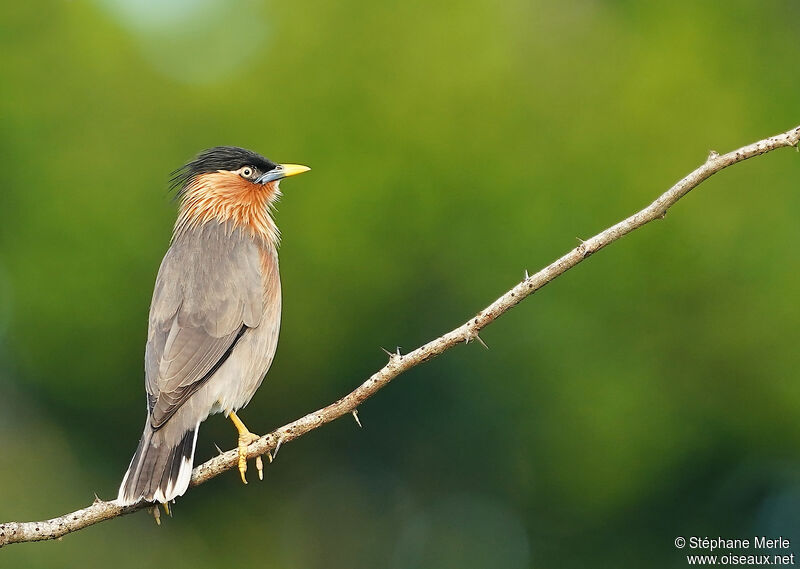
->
229, 410, 264, 484
237, 430, 261, 484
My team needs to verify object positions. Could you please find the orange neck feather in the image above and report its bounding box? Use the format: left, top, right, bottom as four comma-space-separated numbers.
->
174, 172, 281, 245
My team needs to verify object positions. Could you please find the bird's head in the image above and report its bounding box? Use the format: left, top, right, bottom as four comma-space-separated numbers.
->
171, 146, 310, 243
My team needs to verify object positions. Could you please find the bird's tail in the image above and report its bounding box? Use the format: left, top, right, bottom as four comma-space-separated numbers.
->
117, 423, 199, 506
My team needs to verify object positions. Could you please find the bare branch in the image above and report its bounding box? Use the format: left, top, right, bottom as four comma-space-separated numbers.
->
2, 124, 798, 547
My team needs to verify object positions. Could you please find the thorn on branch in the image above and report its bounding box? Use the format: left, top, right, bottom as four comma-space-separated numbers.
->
352, 409, 363, 428
524, 269, 530, 280
707, 150, 720, 161
465, 328, 488, 349
272, 437, 284, 461
381, 346, 403, 365
214, 443, 224, 456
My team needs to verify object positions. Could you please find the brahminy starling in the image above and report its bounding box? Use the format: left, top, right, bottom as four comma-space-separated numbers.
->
117, 147, 309, 506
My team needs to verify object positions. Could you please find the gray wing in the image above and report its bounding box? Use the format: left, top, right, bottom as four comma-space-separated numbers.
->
145, 221, 264, 429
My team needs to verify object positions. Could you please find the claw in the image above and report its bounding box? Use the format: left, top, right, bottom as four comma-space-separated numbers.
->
238, 445, 248, 484
256, 455, 264, 480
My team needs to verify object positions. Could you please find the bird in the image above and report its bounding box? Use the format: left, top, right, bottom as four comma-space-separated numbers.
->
116, 146, 309, 506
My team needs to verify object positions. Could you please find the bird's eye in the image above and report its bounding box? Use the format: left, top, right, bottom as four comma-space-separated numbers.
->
241, 167, 253, 178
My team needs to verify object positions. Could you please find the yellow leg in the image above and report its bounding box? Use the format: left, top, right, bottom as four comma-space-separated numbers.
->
229, 411, 261, 484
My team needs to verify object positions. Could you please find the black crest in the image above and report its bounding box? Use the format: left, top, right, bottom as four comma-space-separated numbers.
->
170, 146, 277, 192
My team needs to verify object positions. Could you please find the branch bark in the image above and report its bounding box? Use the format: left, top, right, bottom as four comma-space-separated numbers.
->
2, 124, 798, 547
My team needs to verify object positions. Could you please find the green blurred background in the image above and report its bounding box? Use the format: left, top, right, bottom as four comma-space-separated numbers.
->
1, 1, 799, 567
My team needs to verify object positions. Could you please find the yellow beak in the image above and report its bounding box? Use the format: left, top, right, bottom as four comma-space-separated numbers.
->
279, 164, 311, 178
